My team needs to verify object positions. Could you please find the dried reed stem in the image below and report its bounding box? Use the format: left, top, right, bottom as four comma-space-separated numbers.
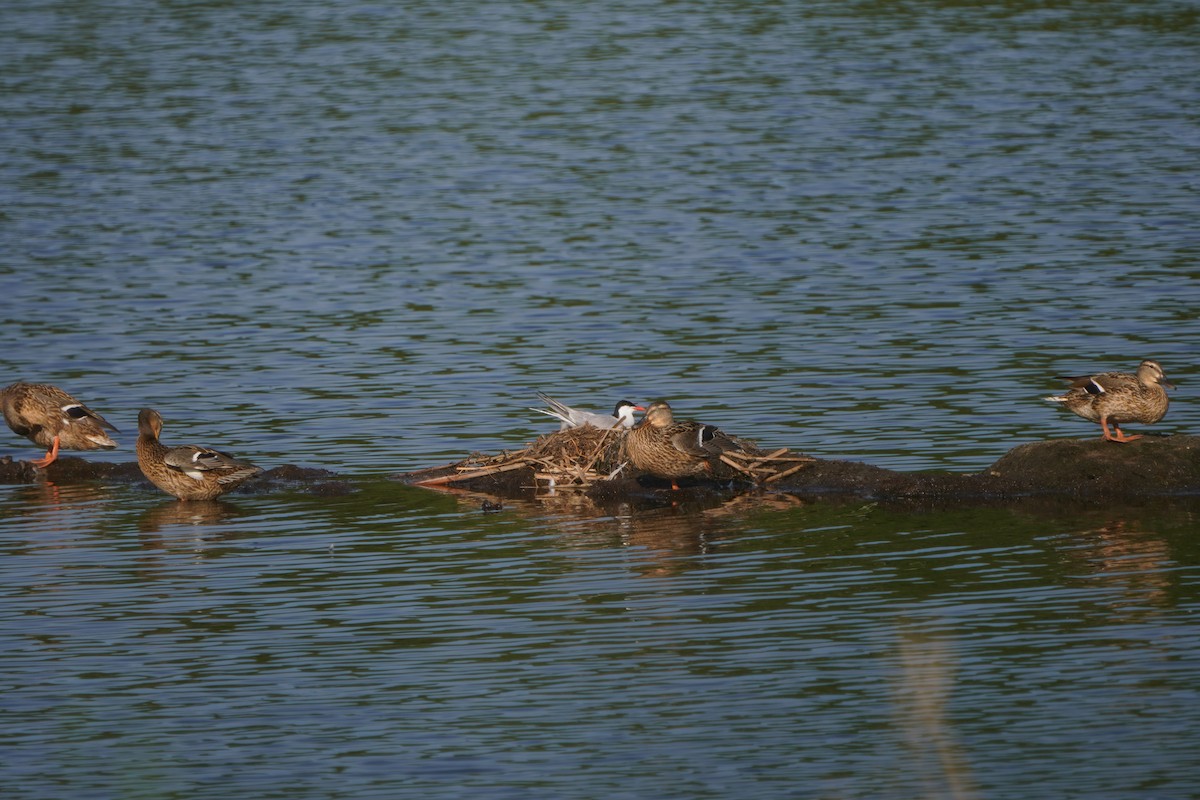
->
763, 461, 813, 483
413, 459, 532, 487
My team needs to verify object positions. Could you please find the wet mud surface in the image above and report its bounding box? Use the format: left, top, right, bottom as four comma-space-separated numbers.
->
4, 435, 1197, 506
396, 434, 1200, 504
0, 456, 352, 497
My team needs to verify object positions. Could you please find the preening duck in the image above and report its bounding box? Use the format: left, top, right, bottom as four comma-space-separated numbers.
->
1, 382, 118, 468
136, 408, 263, 500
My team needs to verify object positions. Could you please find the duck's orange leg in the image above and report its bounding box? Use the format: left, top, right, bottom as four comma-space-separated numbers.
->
29, 436, 60, 468
1101, 417, 1141, 443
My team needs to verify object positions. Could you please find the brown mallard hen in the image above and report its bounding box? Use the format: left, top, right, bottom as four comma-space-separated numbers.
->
624, 400, 752, 487
136, 408, 263, 500
1044, 359, 1173, 442
1, 382, 118, 468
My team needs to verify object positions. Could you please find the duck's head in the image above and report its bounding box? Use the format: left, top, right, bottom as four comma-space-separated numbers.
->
138, 408, 165, 438
1137, 360, 1175, 390
642, 401, 675, 428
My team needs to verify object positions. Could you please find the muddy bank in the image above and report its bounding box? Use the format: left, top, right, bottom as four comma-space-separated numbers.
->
0, 455, 353, 496
396, 435, 1200, 502
3, 435, 1197, 503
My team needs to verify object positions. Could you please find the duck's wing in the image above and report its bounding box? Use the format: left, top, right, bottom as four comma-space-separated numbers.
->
1056, 371, 1137, 396
3, 383, 119, 439
64, 401, 119, 433
667, 422, 729, 457
164, 445, 262, 483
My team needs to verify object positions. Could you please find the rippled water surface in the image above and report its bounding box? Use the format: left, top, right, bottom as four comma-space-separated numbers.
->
2, 1, 1199, 797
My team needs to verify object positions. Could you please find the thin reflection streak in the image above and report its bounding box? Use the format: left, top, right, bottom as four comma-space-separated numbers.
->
891, 622, 980, 800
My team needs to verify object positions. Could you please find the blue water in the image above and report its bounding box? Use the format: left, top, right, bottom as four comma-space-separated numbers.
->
2, 1, 1199, 797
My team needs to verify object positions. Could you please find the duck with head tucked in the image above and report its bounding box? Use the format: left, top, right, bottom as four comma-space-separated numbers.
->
1, 382, 119, 468
625, 400, 754, 488
136, 408, 263, 500
1044, 359, 1173, 443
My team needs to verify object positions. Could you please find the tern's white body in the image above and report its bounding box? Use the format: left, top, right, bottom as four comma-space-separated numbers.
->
532, 393, 643, 431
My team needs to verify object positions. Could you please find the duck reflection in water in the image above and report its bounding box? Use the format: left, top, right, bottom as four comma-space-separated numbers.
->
450, 487, 805, 575
1064, 517, 1174, 619
5, 482, 115, 543
137, 498, 249, 536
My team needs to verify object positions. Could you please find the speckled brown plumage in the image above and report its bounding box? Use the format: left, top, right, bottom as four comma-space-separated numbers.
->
1, 382, 118, 467
136, 408, 263, 500
624, 400, 752, 485
1044, 359, 1172, 443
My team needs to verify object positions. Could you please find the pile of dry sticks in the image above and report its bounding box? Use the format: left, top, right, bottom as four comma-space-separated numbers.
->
415, 425, 813, 490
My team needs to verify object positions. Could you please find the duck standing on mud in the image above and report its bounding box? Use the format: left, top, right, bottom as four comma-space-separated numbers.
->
1044, 359, 1173, 443
136, 408, 263, 500
1, 382, 119, 468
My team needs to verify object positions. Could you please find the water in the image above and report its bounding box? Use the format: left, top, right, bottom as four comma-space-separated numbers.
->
2, 1, 1199, 797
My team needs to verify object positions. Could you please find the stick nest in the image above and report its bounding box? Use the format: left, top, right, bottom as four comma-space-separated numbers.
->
417, 426, 814, 491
